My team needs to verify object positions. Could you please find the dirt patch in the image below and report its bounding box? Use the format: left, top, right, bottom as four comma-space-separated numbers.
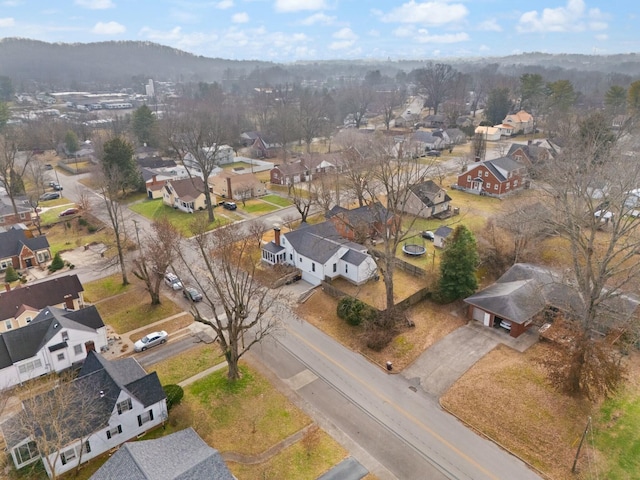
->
296, 289, 465, 369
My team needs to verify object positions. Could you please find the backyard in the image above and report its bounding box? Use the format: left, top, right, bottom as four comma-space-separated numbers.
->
129, 199, 230, 236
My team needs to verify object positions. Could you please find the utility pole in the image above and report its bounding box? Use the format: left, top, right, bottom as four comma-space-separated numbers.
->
571, 416, 591, 473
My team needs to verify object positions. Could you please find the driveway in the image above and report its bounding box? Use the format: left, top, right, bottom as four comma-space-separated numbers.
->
402, 322, 538, 398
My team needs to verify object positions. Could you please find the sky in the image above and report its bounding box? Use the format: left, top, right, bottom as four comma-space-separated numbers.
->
0, 0, 638, 62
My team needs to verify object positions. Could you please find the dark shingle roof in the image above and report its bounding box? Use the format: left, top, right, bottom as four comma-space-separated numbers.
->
434, 226, 453, 238
340, 249, 368, 266
91, 427, 234, 480
263, 242, 285, 254
409, 180, 452, 208
0, 305, 104, 368
0, 274, 83, 321
0, 229, 49, 260
168, 177, 206, 202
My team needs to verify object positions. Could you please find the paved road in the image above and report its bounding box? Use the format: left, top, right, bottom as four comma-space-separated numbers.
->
251, 311, 542, 480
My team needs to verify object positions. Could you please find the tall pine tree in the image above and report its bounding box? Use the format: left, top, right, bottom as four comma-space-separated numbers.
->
437, 225, 479, 303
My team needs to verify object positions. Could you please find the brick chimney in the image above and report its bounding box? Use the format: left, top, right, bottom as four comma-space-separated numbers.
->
64, 294, 74, 310
274, 227, 281, 246
226, 177, 233, 200
84, 340, 95, 353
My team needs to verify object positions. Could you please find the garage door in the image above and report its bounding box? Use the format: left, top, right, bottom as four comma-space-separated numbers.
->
472, 307, 485, 322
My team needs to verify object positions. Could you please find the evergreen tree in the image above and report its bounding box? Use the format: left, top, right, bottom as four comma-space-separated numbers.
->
132, 104, 157, 146
437, 225, 479, 303
64, 130, 79, 154
0, 101, 9, 131
102, 136, 141, 192
4, 265, 18, 283
484, 88, 512, 126
49, 252, 64, 272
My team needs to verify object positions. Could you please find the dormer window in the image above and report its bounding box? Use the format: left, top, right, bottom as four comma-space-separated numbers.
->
61, 331, 69, 342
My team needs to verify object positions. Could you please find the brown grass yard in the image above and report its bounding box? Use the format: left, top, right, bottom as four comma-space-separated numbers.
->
441, 343, 601, 480
297, 290, 464, 369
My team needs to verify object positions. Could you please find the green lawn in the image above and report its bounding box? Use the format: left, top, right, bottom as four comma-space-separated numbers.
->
594, 389, 640, 479
151, 343, 225, 385
241, 199, 279, 215
129, 199, 227, 236
261, 194, 291, 207
39, 204, 78, 226
94, 288, 184, 333
83, 274, 132, 303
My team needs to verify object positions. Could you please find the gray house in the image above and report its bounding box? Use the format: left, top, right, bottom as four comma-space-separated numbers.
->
402, 180, 452, 219
434, 225, 453, 249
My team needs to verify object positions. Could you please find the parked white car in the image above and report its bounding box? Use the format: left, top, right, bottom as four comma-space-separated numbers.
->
164, 272, 183, 290
134, 331, 168, 352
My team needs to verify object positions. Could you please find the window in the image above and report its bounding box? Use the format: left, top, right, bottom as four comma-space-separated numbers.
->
117, 398, 133, 415
299, 257, 302, 263
61, 447, 76, 465
106, 425, 123, 439
25, 316, 32, 324
18, 359, 43, 374
5, 319, 12, 330
19, 212, 26, 219
333, 263, 337, 273
61, 331, 69, 342
137, 409, 154, 427
486, 183, 491, 189
345, 264, 349, 274
494, 184, 498, 190
289, 253, 292, 261
15, 441, 38, 465
466, 175, 471, 182
57, 353, 65, 361
484, 171, 488, 177
82, 441, 91, 454
74, 344, 83, 356
311, 263, 315, 272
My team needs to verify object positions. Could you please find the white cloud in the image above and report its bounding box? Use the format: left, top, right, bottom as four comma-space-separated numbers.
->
0, 17, 15, 27
478, 18, 502, 32
368, 29, 380, 37
393, 25, 415, 38
75, 0, 114, 9
595, 33, 608, 40
216, 0, 233, 8
379, 1, 468, 25
415, 30, 468, 43
91, 21, 125, 34
232, 12, 249, 23
275, 0, 326, 13
517, 0, 609, 33
329, 27, 358, 50
299, 12, 335, 26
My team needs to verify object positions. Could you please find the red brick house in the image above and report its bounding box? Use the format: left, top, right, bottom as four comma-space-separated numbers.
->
326, 204, 396, 242
0, 199, 32, 227
0, 227, 51, 271
270, 161, 309, 186
457, 157, 527, 197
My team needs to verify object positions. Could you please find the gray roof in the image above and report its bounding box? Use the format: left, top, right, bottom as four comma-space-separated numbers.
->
434, 226, 453, 238
481, 156, 523, 182
3, 350, 165, 449
409, 180, 452, 208
0, 274, 83, 321
91, 427, 234, 480
0, 229, 49, 260
0, 305, 105, 368
340, 249, 368, 266
0, 198, 31, 218
326, 202, 391, 226
263, 242, 285, 254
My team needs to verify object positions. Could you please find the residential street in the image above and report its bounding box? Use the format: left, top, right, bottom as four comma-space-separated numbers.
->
52, 164, 542, 480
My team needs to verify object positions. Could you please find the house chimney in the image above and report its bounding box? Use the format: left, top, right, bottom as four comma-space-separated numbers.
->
4, 283, 9, 292
226, 177, 233, 200
85, 340, 95, 353
64, 294, 74, 310
274, 227, 281, 246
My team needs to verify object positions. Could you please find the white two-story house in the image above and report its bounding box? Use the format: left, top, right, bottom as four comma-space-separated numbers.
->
262, 221, 378, 287
0, 305, 107, 389
2, 351, 167, 478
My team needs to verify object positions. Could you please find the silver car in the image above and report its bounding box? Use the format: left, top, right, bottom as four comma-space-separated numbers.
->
164, 272, 183, 290
134, 331, 168, 352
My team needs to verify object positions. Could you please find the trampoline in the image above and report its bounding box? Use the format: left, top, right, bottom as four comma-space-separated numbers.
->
402, 243, 426, 256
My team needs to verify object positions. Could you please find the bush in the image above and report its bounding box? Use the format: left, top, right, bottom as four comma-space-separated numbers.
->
337, 296, 378, 326
87, 225, 97, 233
78, 217, 88, 227
163, 384, 184, 410
4, 265, 19, 283
48, 252, 64, 272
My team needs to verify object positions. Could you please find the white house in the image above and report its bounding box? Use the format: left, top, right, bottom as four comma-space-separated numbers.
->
2, 351, 167, 478
0, 305, 107, 389
502, 110, 535, 134
474, 126, 502, 141
183, 145, 235, 167
261, 222, 378, 286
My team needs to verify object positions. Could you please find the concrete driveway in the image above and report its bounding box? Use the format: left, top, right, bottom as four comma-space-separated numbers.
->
402, 322, 538, 398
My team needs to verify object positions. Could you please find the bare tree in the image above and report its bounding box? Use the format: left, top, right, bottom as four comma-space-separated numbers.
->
1, 371, 104, 480
417, 63, 458, 115
24, 161, 48, 235
179, 221, 280, 380
247, 220, 268, 249
290, 183, 313, 223
268, 100, 298, 163
163, 99, 231, 222
132, 218, 181, 305
298, 90, 326, 153
97, 163, 129, 286
0, 127, 32, 216
377, 89, 406, 131
335, 130, 376, 207
539, 118, 640, 399
309, 175, 335, 213
341, 85, 374, 129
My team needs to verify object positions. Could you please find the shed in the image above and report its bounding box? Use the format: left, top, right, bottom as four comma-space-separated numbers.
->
434, 226, 453, 249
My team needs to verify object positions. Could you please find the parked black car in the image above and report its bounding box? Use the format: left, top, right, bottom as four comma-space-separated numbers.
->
222, 201, 237, 210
